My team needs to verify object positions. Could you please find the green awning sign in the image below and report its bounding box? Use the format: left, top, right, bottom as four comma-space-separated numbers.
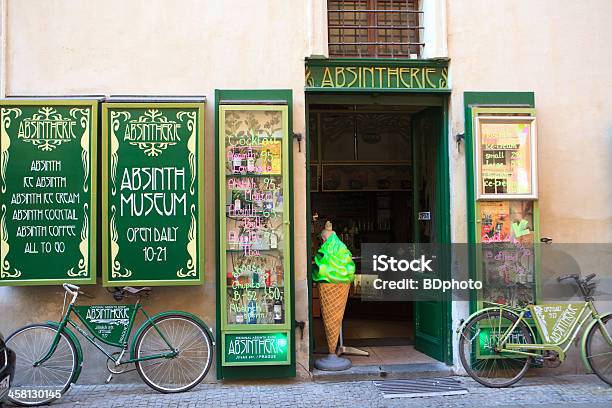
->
305, 58, 449, 91
0, 99, 98, 286
223, 332, 290, 365
102, 102, 205, 286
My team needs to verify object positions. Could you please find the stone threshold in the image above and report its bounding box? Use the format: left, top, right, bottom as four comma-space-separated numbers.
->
312, 362, 453, 382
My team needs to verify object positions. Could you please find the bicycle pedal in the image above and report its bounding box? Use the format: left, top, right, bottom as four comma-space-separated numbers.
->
105, 374, 113, 384
534, 356, 544, 366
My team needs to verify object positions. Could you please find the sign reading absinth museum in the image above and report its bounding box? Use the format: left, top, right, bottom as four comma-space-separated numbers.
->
103, 102, 204, 286
0, 99, 98, 285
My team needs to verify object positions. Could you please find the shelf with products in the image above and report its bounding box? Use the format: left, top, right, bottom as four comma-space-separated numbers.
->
475, 200, 539, 308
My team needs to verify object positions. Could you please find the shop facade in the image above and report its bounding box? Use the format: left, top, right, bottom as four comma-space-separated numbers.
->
1, 0, 611, 383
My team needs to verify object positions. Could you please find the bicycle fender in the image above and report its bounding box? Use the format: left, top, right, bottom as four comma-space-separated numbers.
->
580, 311, 612, 373
455, 307, 537, 342
46, 321, 84, 383
129, 311, 215, 360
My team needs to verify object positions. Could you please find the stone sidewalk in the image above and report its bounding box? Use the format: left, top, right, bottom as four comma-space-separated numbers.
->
15, 374, 612, 408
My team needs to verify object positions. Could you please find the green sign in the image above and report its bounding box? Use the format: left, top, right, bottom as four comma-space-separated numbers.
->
73, 304, 136, 346
0, 99, 97, 286
529, 303, 585, 344
102, 102, 204, 286
477, 326, 529, 359
223, 332, 289, 365
305, 58, 449, 90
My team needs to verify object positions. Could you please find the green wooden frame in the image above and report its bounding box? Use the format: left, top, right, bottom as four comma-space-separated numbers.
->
217, 104, 292, 333
304, 90, 453, 365
101, 102, 205, 287
215, 89, 295, 380
464, 92, 537, 315
0, 98, 99, 286
472, 107, 538, 200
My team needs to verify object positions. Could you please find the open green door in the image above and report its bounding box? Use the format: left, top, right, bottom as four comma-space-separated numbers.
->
412, 106, 451, 363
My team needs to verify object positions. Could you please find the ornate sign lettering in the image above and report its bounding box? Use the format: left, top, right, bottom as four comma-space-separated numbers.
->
0, 100, 97, 286
305, 60, 449, 90
103, 102, 204, 286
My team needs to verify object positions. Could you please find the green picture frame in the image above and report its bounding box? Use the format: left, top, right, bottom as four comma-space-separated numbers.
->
101, 101, 205, 287
0, 98, 99, 286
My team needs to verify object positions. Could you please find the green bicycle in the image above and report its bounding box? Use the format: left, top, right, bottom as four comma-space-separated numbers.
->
5, 284, 215, 406
458, 273, 612, 387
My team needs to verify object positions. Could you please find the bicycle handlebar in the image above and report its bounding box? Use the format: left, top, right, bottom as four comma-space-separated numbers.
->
557, 274, 579, 282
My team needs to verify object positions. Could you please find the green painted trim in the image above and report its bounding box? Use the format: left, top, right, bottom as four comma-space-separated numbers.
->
464, 92, 536, 316
440, 97, 453, 364
0, 98, 99, 286
45, 320, 84, 383
215, 89, 295, 380
304, 102, 314, 370
101, 102, 205, 287
220, 330, 291, 366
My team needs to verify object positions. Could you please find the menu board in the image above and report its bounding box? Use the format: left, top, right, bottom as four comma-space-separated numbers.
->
474, 115, 537, 199
102, 102, 204, 286
0, 99, 97, 285
219, 104, 291, 366
478, 200, 536, 307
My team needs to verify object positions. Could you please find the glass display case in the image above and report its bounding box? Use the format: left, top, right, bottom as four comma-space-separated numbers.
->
472, 107, 540, 309
218, 104, 291, 366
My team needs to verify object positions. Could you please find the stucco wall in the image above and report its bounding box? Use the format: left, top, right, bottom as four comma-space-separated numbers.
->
1, 0, 610, 383
447, 0, 612, 244
0, 0, 331, 382
447, 0, 612, 373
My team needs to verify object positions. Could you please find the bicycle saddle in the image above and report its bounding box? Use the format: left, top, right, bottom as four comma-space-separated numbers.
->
123, 286, 152, 294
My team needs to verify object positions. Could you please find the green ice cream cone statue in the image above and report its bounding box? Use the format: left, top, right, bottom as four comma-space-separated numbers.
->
313, 221, 355, 371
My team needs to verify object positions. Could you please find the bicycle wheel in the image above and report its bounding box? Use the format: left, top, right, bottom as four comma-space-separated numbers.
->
134, 314, 213, 393
459, 309, 533, 387
5, 324, 77, 406
585, 314, 612, 386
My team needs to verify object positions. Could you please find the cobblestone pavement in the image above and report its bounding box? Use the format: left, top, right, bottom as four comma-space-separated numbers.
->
12, 374, 612, 408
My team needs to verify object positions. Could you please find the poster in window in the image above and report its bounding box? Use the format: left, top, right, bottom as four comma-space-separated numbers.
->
474, 115, 537, 200
479, 200, 536, 307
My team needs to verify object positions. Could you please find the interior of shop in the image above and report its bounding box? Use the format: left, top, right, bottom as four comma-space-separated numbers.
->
309, 99, 441, 366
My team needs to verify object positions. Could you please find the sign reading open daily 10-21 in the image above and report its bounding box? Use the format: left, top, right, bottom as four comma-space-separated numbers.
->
0, 100, 97, 285
103, 102, 204, 286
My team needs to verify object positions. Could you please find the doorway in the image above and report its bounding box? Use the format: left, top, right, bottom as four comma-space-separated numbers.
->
306, 93, 451, 367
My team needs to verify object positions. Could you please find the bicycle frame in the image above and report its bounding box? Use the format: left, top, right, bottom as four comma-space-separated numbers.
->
34, 299, 177, 367
488, 301, 612, 362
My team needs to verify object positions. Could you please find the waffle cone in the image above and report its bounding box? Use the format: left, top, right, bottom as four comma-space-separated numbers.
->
318, 283, 350, 354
